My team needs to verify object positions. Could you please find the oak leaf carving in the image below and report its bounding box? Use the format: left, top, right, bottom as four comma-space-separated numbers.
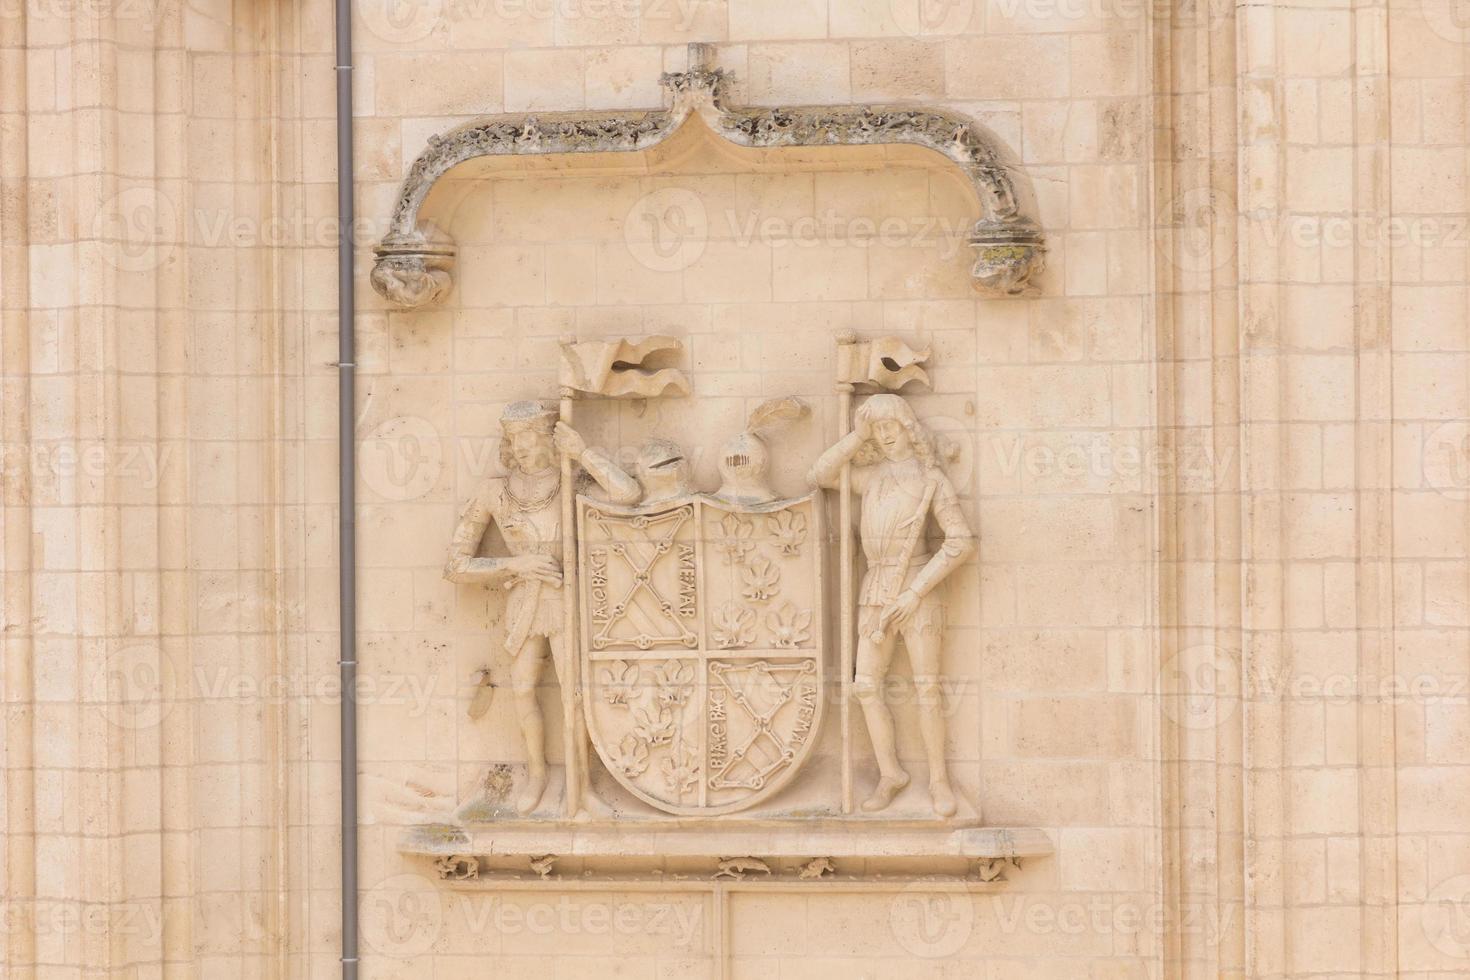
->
740, 557, 780, 603
632, 704, 676, 746
711, 603, 756, 649
600, 661, 640, 706
610, 733, 650, 778
714, 513, 756, 564
767, 602, 813, 649
652, 659, 695, 707
768, 509, 808, 556
660, 746, 700, 797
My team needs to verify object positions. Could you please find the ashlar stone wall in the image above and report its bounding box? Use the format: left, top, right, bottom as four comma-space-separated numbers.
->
1, 0, 1467, 978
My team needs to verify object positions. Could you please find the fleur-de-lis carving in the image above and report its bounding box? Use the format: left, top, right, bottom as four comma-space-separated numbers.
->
610, 733, 650, 777
600, 661, 640, 706
740, 557, 780, 603
711, 602, 756, 649
768, 509, 808, 556
767, 602, 813, 648
714, 513, 755, 564
652, 659, 694, 707
633, 704, 676, 746
660, 746, 700, 797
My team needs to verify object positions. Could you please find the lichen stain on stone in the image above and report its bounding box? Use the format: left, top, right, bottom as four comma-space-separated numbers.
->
484, 763, 515, 803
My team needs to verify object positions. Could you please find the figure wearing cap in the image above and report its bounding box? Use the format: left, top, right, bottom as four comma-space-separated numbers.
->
808, 394, 975, 817
445, 401, 640, 815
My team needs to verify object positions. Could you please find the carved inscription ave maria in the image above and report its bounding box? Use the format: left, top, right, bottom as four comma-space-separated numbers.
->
577, 493, 825, 815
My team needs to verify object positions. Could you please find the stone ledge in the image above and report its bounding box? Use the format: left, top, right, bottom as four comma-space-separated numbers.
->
399, 821, 1053, 863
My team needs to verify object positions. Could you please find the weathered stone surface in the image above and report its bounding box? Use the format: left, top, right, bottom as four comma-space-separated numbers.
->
5, 6, 1466, 979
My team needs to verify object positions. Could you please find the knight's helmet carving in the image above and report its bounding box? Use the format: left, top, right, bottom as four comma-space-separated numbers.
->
715, 396, 810, 505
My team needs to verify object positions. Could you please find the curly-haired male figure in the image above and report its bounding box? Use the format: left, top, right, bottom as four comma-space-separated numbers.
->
808, 394, 975, 817
445, 401, 640, 815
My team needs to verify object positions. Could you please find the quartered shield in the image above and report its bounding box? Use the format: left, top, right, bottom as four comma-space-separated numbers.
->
577, 492, 825, 815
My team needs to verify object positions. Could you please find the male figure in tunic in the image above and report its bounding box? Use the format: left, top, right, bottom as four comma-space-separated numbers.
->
445, 401, 640, 815
808, 394, 975, 817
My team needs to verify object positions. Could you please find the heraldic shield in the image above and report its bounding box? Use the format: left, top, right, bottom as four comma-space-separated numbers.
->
577, 492, 826, 815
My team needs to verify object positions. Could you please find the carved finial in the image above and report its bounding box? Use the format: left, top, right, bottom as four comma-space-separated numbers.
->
660, 44, 727, 104
688, 42, 714, 71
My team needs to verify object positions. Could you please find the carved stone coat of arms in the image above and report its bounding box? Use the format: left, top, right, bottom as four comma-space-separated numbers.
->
577, 492, 824, 815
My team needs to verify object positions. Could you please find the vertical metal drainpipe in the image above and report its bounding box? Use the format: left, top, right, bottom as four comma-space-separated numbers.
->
334, 0, 358, 977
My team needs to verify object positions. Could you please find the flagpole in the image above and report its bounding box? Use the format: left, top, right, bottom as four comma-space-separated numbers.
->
559, 384, 582, 817
835, 332, 857, 814
556, 333, 690, 818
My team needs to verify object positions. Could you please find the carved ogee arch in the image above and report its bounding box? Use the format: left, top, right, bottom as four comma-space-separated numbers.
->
371, 44, 1046, 307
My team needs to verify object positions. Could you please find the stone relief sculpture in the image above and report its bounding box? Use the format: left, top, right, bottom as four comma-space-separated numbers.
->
808, 393, 975, 817
445, 335, 691, 817
415, 334, 1044, 880
444, 400, 640, 815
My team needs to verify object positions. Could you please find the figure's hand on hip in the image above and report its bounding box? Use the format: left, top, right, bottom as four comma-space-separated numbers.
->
510, 553, 562, 585
879, 590, 921, 631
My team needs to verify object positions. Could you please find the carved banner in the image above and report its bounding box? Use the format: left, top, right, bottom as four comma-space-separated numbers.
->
577, 492, 825, 815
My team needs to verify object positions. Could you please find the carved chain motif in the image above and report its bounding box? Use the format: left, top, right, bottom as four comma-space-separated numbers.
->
586, 507, 698, 650
707, 659, 818, 791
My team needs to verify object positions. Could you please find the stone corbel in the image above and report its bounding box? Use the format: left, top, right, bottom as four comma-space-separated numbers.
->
372, 43, 1046, 308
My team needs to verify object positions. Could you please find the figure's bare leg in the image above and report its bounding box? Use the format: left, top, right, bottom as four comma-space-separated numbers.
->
550, 632, 600, 811
907, 629, 955, 817
855, 628, 908, 812
511, 640, 549, 815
